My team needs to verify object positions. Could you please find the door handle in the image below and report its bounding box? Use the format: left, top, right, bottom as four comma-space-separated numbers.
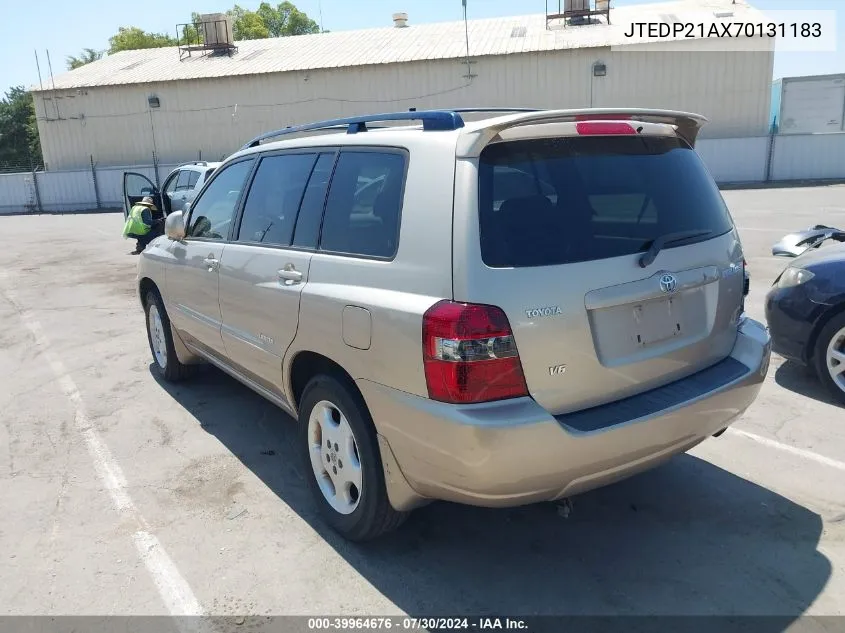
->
278, 264, 303, 284
204, 255, 219, 272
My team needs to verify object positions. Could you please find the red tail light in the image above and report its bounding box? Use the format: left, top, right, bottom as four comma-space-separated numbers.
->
576, 121, 637, 135
422, 300, 529, 404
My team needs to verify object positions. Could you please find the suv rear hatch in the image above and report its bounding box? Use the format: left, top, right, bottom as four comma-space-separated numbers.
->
453, 121, 746, 416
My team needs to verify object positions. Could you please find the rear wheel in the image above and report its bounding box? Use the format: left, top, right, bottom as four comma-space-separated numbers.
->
144, 291, 196, 382
813, 312, 845, 405
298, 374, 407, 541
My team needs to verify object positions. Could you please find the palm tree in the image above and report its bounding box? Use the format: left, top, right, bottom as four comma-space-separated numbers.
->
66, 48, 103, 70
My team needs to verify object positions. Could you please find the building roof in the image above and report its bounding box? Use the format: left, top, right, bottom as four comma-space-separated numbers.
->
38, 0, 759, 91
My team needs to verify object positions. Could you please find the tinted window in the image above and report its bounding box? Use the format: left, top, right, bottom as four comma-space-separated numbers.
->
319, 151, 405, 258
479, 136, 734, 268
292, 153, 336, 249
175, 170, 193, 191
237, 154, 316, 246
187, 159, 254, 241
187, 170, 201, 188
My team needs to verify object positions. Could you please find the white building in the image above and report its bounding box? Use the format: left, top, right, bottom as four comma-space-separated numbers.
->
32, 0, 774, 170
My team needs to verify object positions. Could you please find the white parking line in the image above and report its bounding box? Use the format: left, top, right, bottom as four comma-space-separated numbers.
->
2, 289, 204, 621
727, 428, 845, 472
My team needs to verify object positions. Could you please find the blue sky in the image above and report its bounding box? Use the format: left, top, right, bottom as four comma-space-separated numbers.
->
3, 0, 843, 95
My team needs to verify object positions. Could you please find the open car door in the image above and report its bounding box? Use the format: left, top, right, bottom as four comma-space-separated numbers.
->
123, 172, 163, 220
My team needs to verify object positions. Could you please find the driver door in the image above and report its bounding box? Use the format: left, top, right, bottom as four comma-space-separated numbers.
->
165, 158, 256, 359
123, 172, 162, 220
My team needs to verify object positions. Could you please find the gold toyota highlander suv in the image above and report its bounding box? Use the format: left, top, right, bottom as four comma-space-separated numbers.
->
134, 108, 771, 541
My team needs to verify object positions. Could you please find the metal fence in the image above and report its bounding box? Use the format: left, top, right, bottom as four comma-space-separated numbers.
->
0, 159, 44, 174
0, 157, 181, 215
3, 132, 845, 216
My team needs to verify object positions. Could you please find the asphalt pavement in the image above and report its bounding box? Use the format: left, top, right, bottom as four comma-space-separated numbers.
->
0, 185, 843, 622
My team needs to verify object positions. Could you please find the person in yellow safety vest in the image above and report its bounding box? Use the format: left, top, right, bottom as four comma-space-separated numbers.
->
123, 196, 161, 255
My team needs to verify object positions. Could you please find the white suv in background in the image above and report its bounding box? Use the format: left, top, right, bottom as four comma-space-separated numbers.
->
123, 161, 221, 219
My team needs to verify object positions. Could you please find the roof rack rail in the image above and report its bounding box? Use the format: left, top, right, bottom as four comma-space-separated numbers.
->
449, 107, 541, 114
177, 160, 209, 167
242, 110, 466, 149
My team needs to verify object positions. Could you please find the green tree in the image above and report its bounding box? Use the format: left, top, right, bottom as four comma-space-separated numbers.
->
0, 86, 42, 168
66, 48, 103, 70
257, 1, 320, 36
228, 5, 270, 40
108, 27, 177, 54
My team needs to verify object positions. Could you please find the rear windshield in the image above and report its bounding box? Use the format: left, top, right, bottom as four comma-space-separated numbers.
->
478, 136, 734, 268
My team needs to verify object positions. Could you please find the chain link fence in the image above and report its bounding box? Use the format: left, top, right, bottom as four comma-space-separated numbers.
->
0, 160, 44, 174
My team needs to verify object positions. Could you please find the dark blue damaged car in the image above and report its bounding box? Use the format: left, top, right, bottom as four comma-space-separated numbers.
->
765, 242, 845, 404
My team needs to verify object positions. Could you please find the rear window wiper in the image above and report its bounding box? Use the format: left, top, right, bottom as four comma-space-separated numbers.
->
639, 230, 713, 268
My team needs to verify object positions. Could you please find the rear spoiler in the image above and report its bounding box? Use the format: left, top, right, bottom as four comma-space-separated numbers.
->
455, 108, 708, 158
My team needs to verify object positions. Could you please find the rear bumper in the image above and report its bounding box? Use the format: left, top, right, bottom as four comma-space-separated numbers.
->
361, 318, 771, 511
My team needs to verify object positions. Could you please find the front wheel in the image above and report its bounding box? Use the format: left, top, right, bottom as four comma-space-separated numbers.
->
298, 374, 407, 541
144, 291, 196, 382
814, 312, 845, 405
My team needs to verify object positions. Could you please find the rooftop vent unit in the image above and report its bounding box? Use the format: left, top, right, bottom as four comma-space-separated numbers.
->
546, 0, 612, 28
177, 13, 238, 61
393, 12, 409, 28
200, 13, 234, 46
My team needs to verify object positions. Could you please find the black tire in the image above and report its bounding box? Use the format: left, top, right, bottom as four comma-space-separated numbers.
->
298, 374, 407, 541
813, 311, 845, 405
144, 290, 197, 382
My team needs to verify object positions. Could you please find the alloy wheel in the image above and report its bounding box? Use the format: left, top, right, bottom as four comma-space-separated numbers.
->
307, 400, 363, 515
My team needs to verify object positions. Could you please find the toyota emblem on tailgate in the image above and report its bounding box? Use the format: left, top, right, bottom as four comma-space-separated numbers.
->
659, 273, 678, 293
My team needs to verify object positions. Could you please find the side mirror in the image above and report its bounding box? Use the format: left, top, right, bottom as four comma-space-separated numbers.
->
165, 211, 186, 241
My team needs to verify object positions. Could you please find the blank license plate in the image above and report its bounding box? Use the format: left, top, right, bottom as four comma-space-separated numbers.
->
633, 298, 683, 346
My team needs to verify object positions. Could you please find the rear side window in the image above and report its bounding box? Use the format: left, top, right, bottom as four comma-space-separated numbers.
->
479, 136, 734, 268
187, 170, 201, 188
237, 153, 316, 246
319, 151, 406, 259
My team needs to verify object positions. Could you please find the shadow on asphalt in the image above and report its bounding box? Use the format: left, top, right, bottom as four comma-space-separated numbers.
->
151, 364, 831, 620
774, 360, 842, 408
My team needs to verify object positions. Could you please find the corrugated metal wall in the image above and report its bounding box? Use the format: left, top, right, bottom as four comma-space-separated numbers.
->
696, 137, 770, 184
35, 38, 773, 170
770, 133, 845, 180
